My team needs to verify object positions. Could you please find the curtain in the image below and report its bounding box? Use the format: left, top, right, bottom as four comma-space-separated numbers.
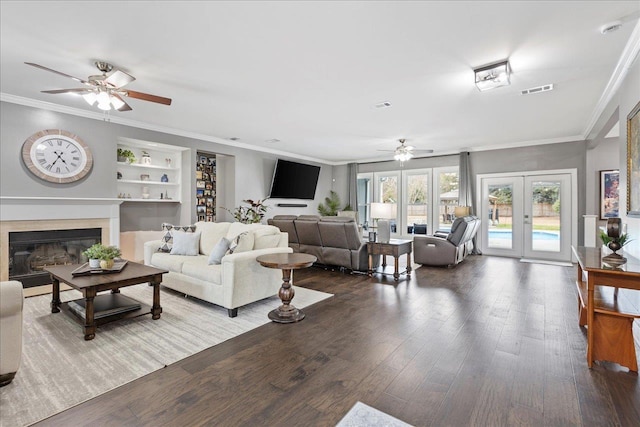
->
347, 162, 358, 210
459, 152, 482, 254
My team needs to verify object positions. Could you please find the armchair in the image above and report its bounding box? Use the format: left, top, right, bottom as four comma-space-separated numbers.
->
413, 216, 480, 267
1, 280, 23, 386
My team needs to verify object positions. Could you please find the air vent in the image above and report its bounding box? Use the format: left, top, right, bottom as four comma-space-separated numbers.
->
374, 101, 392, 109
521, 84, 554, 95
228, 137, 240, 141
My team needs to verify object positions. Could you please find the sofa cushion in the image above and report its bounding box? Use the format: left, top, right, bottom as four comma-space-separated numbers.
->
151, 252, 192, 273
182, 257, 222, 285
159, 223, 196, 252
170, 231, 201, 256
197, 222, 231, 255
228, 231, 254, 254
253, 225, 282, 249
208, 237, 231, 265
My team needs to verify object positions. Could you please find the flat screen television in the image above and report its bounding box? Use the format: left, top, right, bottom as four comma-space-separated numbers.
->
269, 159, 321, 200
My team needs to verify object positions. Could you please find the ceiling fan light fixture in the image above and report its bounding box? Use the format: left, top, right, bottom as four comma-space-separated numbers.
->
82, 92, 97, 106
110, 95, 125, 110
394, 150, 413, 162
474, 60, 511, 91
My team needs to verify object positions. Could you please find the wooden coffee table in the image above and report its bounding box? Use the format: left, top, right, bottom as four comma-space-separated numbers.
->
256, 253, 317, 323
44, 261, 168, 340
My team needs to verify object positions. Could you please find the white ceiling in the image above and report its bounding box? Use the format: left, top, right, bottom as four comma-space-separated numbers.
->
1, 1, 639, 164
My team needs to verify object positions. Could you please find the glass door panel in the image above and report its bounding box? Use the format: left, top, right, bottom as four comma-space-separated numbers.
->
480, 176, 523, 257
405, 172, 429, 235
437, 170, 459, 232
524, 174, 571, 261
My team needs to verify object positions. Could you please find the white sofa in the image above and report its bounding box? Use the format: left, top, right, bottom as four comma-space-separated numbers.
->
144, 221, 292, 317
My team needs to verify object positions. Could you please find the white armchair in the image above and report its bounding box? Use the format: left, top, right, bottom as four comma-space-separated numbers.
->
1, 280, 24, 387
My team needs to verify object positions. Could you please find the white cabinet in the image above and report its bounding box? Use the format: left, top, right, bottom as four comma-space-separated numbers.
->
116, 141, 182, 203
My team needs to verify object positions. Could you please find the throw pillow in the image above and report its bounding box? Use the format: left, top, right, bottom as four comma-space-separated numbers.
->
170, 231, 201, 256
227, 231, 254, 254
159, 223, 196, 252
208, 237, 231, 265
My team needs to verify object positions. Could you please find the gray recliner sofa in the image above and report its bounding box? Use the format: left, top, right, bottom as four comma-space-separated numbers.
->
413, 216, 480, 267
268, 215, 376, 271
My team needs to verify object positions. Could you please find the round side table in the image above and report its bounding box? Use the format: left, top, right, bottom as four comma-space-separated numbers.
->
256, 253, 317, 323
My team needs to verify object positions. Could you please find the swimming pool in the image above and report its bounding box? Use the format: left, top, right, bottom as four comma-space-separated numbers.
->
488, 230, 559, 240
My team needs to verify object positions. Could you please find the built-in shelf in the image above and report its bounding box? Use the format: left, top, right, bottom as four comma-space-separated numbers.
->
117, 142, 182, 202
119, 199, 180, 203
117, 179, 178, 186
116, 162, 176, 171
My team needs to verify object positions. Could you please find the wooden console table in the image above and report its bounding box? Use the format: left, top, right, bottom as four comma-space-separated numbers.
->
367, 239, 413, 281
572, 246, 640, 371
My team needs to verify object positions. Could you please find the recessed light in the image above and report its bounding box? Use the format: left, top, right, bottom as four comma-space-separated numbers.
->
266, 139, 280, 143
374, 101, 392, 109
601, 21, 622, 34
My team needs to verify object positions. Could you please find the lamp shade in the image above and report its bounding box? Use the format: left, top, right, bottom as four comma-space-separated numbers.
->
370, 202, 397, 219
454, 206, 470, 217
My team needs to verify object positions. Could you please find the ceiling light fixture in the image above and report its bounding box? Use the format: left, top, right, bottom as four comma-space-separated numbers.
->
83, 88, 125, 111
393, 145, 414, 162
474, 60, 511, 91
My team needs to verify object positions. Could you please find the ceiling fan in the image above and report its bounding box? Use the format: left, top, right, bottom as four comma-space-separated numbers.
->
25, 61, 172, 112
378, 139, 434, 161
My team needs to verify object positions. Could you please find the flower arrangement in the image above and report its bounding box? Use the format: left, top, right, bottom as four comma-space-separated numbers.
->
222, 198, 269, 224
599, 230, 631, 249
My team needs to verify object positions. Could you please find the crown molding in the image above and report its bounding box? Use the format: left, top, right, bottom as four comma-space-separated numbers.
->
583, 20, 640, 139
0, 93, 340, 166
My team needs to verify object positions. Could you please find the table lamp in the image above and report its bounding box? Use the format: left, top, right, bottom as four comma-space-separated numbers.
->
454, 206, 470, 218
370, 202, 397, 243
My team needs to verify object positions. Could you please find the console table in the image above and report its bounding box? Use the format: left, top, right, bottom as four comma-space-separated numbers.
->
572, 246, 640, 371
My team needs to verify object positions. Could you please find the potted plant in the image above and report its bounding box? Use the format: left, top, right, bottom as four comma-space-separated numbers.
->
221, 198, 269, 224
117, 148, 136, 164
83, 244, 122, 269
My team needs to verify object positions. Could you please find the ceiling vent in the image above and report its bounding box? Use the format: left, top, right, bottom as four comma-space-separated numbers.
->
374, 101, 392, 109
521, 84, 554, 95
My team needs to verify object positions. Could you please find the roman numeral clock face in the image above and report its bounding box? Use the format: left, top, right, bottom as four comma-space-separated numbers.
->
22, 129, 93, 183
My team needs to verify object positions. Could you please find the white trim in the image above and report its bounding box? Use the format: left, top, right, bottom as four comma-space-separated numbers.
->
583, 20, 640, 139
0, 93, 339, 166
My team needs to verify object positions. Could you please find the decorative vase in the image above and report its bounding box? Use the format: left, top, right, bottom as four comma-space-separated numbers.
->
141, 152, 152, 165
142, 186, 150, 199
161, 174, 169, 182
89, 258, 101, 269
602, 217, 626, 265
100, 259, 115, 270
117, 155, 127, 163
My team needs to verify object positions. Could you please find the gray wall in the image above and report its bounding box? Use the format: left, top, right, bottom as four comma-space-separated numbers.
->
0, 102, 336, 230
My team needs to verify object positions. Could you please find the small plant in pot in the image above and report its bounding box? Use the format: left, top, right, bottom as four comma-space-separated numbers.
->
83, 244, 122, 269
117, 148, 136, 164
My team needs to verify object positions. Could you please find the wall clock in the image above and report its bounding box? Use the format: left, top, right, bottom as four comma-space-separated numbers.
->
22, 129, 93, 183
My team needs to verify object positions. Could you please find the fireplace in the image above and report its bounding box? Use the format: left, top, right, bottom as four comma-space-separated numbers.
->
9, 228, 101, 287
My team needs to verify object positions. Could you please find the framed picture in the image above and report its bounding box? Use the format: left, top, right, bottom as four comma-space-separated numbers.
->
600, 170, 619, 219
196, 180, 205, 189
627, 101, 640, 217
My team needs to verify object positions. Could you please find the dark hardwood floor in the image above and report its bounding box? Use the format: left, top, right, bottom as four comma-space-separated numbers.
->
35, 256, 639, 426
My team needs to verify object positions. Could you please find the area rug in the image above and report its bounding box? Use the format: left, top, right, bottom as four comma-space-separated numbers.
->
0, 284, 332, 427
336, 401, 413, 426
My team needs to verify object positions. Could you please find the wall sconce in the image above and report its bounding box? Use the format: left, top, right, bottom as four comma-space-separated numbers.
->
474, 60, 511, 91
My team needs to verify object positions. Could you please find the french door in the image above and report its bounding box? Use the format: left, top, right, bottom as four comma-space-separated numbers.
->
478, 171, 574, 262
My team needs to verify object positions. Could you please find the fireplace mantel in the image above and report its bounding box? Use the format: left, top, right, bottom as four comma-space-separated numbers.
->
0, 197, 123, 281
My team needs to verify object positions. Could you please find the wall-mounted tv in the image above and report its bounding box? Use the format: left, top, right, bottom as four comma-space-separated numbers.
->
269, 159, 321, 200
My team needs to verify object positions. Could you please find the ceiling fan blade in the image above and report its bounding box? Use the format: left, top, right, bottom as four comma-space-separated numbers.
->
405, 145, 415, 150
111, 93, 132, 111
123, 90, 172, 105
412, 149, 434, 154
376, 149, 396, 152
105, 69, 135, 88
25, 62, 89, 85
41, 88, 93, 94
